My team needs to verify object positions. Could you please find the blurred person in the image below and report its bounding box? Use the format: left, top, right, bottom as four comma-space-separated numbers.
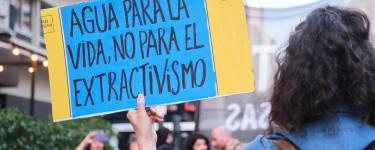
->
127, 6, 375, 150
156, 126, 174, 150
210, 126, 244, 150
127, 134, 139, 150
76, 132, 109, 150
184, 133, 210, 150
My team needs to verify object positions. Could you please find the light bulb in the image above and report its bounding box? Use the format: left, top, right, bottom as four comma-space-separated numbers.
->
28, 67, 34, 73
12, 48, 20, 55
43, 60, 48, 67
31, 54, 38, 61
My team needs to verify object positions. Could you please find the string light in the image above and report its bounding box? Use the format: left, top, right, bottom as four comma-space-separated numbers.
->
12, 48, 20, 56
31, 54, 38, 61
43, 60, 48, 67
0, 65, 3, 72
28, 67, 34, 73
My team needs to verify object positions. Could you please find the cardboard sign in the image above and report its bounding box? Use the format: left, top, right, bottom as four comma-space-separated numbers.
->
41, 0, 255, 121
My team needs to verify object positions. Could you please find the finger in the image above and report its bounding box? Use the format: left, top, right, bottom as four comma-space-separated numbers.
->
145, 107, 151, 113
85, 132, 97, 140
146, 108, 159, 116
146, 108, 153, 114
148, 107, 159, 116
86, 138, 94, 144
150, 109, 164, 119
137, 93, 146, 112
157, 105, 167, 117
145, 109, 163, 122
88, 131, 97, 137
148, 111, 164, 120
150, 115, 164, 122
150, 106, 167, 118
146, 108, 157, 116
149, 107, 156, 112
152, 115, 164, 121
127, 110, 135, 119
146, 110, 153, 117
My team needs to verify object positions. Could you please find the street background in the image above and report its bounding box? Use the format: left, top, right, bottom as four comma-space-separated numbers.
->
0, 0, 374, 149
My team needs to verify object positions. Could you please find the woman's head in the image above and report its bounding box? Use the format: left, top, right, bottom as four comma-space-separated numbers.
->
184, 133, 210, 150
85, 133, 109, 150
89, 140, 105, 150
270, 6, 375, 132
156, 127, 173, 147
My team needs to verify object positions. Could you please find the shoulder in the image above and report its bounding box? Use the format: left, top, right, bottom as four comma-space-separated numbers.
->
281, 113, 375, 149
242, 135, 278, 150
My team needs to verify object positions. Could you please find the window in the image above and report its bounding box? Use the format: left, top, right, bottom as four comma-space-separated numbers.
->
10, 0, 33, 42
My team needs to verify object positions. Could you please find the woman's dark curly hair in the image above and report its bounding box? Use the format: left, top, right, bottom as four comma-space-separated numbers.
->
269, 6, 375, 132
184, 133, 210, 150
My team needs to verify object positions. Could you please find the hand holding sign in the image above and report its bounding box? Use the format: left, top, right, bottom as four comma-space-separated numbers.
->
127, 94, 165, 150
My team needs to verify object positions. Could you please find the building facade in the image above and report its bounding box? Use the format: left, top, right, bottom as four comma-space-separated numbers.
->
0, 0, 83, 119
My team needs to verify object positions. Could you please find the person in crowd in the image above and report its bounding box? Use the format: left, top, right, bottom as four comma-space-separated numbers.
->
210, 126, 245, 150
156, 127, 174, 150
127, 6, 375, 150
127, 134, 139, 150
243, 6, 375, 149
184, 133, 210, 150
76, 132, 109, 150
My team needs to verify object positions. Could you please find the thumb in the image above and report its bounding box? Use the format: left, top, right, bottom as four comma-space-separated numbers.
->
137, 93, 146, 112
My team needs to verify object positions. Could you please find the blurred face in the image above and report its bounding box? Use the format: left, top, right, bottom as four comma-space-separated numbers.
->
193, 139, 208, 150
210, 132, 226, 150
90, 140, 105, 150
166, 133, 174, 144
129, 142, 139, 150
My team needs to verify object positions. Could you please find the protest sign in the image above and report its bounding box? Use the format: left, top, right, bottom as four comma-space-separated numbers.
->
41, 0, 255, 121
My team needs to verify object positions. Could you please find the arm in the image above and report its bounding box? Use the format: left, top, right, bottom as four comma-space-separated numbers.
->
127, 94, 165, 150
76, 132, 96, 150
